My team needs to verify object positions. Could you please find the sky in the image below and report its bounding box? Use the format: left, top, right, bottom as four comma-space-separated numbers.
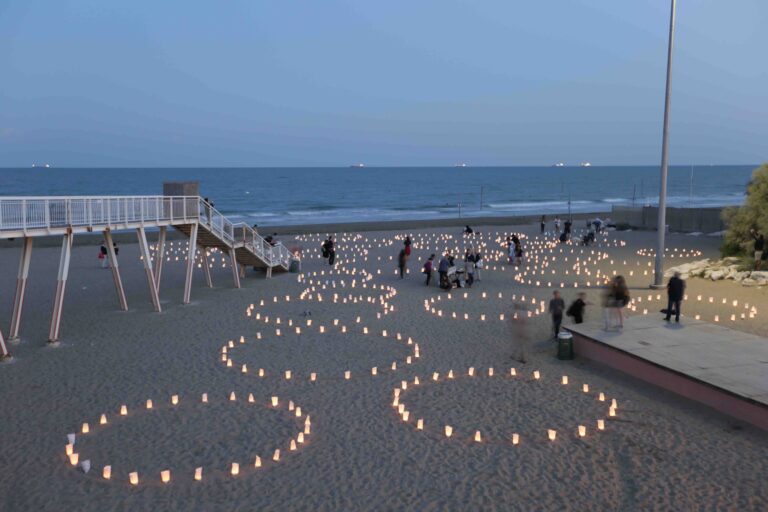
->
0, 0, 765, 167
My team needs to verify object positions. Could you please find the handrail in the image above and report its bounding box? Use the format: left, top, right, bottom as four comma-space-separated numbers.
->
0, 195, 296, 268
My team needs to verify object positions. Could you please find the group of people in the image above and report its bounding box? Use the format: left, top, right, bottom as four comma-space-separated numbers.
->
421, 247, 484, 289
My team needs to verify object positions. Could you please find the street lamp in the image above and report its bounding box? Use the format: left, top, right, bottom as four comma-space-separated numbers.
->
653, 0, 677, 288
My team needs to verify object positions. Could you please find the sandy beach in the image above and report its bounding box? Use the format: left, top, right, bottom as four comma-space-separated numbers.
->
1, 221, 766, 511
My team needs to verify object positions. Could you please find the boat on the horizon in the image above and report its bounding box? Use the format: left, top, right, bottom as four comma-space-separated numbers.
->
580, 162, 592, 167
350, 163, 365, 168
454, 163, 468, 168
553, 162, 565, 167
31, 163, 51, 168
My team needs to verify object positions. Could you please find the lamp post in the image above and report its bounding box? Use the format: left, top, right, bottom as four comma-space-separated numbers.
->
653, 0, 677, 288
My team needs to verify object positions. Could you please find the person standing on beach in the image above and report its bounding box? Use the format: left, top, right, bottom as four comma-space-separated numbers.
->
752, 230, 764, 270
473, 248, 483, 281
423, 254, 435, 286
554, 216, 561, 234
549, 290, 565, 338
438, 253, 450, 289
564, 219, 572, 238
514, 242, 524, 265
327, 236, 336, 266
463, 249, 475, 287
397, 249, 407, 279
404, 236, 412, 259
665, 271, 685, 323
540, 215, 546, 234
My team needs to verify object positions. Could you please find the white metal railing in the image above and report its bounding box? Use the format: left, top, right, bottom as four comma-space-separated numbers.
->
234, 223, 293, 269
0, 196, 199, 233
0, 195, 296, 268
0, 195, 295, 268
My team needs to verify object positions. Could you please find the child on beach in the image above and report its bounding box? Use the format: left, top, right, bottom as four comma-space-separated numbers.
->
566, 292, 589, 324
423, 254, 435, 286
99, 242, 108, 268
549, 290, 565, 338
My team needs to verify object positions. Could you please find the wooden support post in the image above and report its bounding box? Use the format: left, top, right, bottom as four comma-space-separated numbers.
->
0, 327, 9, 360
9, 237, 33, 341
200, 246, 213, 288
137, 227, 161, 312
104, 230, 128, 311
230, 249, 241, 288
239, 263, 246, 279
266, 265, 273, 279
48, 231, 73, 343
183, 223, 198, 304
153, 226, 166, 292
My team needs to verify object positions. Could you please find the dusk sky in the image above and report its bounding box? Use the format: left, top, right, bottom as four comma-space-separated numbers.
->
0, 0, 765, 167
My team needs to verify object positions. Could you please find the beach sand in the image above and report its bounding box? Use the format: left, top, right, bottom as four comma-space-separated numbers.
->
0, 222, 766, 511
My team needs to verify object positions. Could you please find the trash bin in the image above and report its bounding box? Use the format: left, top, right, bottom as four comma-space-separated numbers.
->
289, 259, 301, 273
557, 331, 574, 360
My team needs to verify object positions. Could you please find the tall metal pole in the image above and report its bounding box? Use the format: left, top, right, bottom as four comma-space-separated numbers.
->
653, 0, 677, 287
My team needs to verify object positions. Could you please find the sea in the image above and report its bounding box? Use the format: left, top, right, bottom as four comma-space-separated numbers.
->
0, 165, 755, 227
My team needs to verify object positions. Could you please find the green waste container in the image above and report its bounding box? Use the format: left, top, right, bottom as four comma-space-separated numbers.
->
557, 331, 574, 360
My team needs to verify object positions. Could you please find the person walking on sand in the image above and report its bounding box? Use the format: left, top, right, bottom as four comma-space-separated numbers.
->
549, 290, 565, 339
554, 216, 561, 234
540, 215, 546, 234
752, 229, 764, 270
99, 242, 109, 268
566, 292, 589, 324
510, 302, 530, 364
397, 249, 407, 279
423, 254, 435, 286
665, 271, 686, 323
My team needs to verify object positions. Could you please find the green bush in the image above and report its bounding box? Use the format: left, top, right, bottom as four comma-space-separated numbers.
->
721, 163, 768, 257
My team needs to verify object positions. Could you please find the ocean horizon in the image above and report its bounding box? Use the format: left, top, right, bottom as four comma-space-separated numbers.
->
0, 165, 756, 226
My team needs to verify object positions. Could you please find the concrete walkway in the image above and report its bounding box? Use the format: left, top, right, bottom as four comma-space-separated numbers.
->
565, 315, 768, 428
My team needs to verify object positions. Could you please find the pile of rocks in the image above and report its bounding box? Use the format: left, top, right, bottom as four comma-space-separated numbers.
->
665, 257, 768, 286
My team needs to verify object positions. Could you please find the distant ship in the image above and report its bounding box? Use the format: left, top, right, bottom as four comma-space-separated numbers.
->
350, 163, 365, 168
580, 162, 592, 167
32, 163, 51, 168
553, 162, 565, 167
454, 163, 468, 168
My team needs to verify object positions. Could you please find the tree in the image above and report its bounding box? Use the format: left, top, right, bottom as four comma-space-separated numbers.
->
721, 163, 768, 256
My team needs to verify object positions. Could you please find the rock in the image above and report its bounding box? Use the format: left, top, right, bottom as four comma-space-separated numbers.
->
709, 270, 725, 281
750, 271, 768, 280
741, 278, 758, 286
733, 271, 749, 282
